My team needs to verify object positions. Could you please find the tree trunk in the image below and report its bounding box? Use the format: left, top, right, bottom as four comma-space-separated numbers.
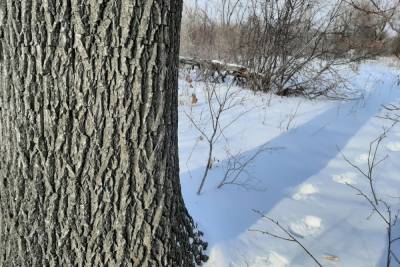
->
0, 1, 207, 266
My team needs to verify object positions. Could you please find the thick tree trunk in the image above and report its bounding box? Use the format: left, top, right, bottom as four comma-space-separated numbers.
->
0, 1, 207, 266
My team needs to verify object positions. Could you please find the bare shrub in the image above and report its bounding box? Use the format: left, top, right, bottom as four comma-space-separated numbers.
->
181, 1, 248, 62
238, 0, 376, 97
180, 5, 217, 60
181, 0, 367, 98
346, 0, 400, 34
185, 81, 253, 195
390, 34, 400, 58
332, 1, 388, 56
217, 145, 282, 190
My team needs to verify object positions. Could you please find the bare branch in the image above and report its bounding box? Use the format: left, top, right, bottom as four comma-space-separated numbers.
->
341, 129, 400, 266
251, 210, 323, 267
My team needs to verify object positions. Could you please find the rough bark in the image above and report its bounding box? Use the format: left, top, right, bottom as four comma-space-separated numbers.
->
0, 1, 207, 266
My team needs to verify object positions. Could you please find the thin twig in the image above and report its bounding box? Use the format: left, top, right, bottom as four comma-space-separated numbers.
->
251, 210, 323, 267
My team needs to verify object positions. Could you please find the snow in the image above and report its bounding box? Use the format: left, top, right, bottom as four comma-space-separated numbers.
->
211, 59, 224, 65
178, 58, 400, 267
289, 216, 323, 238
387, 142, 400, 152
292, 184, 319, 200
252, 251, 290, 267
331, 172, 359, 185
354, 153, 369, 164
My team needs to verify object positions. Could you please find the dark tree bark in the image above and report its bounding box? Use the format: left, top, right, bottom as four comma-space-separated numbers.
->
0, 1, 207, 266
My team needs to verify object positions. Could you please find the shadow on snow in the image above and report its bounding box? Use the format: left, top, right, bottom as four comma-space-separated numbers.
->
181, 85, 400, 249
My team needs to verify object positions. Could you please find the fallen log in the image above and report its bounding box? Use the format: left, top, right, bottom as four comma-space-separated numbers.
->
179, 56, 250, 80
178, 56, 271, 93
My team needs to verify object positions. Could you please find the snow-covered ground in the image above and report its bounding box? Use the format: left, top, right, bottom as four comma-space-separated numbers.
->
178, 58, 400, 267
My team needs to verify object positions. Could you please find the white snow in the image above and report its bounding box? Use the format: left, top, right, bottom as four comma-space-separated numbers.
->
332, 172, 359, 185
355, 153, 369, 164
387, 142, 400, 152
292, 184, 318, 200
178, 57, 400, 267
251, 251, 290, 267
289, 216, 323, 238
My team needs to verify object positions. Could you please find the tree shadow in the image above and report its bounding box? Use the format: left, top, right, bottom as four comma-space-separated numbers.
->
180, 85, 400, 248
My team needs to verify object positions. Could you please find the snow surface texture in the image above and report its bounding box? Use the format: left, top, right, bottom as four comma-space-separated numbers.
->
332, 172, 359, 185
250, 252, 290, 267
178, 58, 400, 267
292, 184, 319, 201
355, 153, 369, 164
289, 216, 323, 238
387, 142, 400, 152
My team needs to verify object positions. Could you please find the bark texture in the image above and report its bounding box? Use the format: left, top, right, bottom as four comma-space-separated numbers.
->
0, 0, 207, 266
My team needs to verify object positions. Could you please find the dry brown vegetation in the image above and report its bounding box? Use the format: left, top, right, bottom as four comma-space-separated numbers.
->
180, 0, 400, 96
